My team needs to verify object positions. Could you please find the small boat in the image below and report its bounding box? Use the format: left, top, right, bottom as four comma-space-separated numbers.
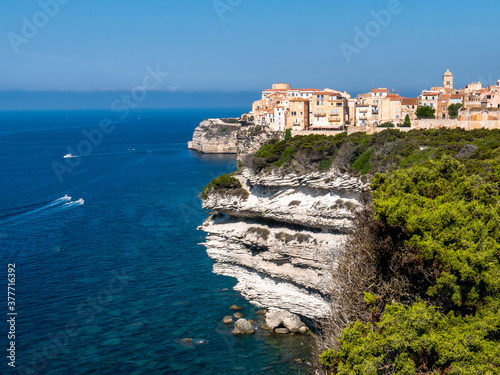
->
63, 153, 74, 158
77, 198, 84, 204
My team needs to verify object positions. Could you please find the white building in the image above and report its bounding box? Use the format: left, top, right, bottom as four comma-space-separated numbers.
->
274, 106, 286, 131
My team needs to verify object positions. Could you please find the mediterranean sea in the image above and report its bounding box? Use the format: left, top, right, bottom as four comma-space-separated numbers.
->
0, 109, 313, 374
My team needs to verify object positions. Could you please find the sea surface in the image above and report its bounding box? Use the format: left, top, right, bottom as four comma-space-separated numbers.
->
0, 109, 314, 375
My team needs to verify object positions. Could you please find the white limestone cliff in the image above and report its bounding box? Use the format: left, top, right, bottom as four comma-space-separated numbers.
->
199, 167, 369, 319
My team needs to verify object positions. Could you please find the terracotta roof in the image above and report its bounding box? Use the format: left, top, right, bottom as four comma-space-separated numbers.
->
372, 88, 389, 93
289, 98, 309, 102
402, 98, 418, 105
450, 94, 464, 99
422, 91, 440, 96
387, 93, 401, 100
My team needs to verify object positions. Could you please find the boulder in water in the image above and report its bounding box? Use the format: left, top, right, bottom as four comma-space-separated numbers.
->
234, 319, 255, 335
275, 328, 290, 334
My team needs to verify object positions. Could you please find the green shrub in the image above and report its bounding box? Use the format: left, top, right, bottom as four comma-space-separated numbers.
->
352, 150, 373, 174
201, 174, 248, 200
416, 105, 436, 119
448, 103, 462, 119
401, 114, 411, 127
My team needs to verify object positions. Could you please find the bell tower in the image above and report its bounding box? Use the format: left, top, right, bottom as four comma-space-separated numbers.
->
443, 69, 453, 93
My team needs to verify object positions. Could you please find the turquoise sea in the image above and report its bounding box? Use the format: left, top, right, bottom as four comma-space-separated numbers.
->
0, 109, 313, 374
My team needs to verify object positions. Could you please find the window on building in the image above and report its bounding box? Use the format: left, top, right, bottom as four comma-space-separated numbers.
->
316, 101, 319, 105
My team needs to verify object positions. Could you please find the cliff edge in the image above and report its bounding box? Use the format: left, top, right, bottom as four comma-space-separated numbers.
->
188, 118, 282, 155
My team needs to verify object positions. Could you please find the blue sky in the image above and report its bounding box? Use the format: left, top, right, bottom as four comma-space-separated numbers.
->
0, 0, 499, 108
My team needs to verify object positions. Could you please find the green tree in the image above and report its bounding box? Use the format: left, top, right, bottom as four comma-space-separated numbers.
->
416, 106, 436, 119
284, 128, 292, 141
401, 114, 411, 127
448, 103, 462, 119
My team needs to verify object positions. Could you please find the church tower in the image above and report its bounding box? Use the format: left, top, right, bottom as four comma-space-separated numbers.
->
443, 69, 453, 92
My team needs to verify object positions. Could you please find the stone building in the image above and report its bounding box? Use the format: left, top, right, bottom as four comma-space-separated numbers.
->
401, 98, 419, 120
287, 98, 310, 130
310, 91, 348, 129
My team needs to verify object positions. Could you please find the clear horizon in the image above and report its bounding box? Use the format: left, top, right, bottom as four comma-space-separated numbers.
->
1, 0, 499, 109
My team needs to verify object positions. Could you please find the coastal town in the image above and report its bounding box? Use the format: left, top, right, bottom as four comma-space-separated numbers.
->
250, 70, 500, 133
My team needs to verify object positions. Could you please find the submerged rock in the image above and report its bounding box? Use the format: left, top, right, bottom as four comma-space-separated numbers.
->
223, 316, 233, 324
233, 312, 243, 319
230, 305, 242, 311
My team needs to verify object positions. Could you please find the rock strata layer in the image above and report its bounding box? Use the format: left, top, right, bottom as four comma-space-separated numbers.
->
188, 119, 240, 154
199, 166, 369, 320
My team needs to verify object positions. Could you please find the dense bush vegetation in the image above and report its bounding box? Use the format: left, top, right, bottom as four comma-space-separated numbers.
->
243, 128, 500, 177
319, 147, 500, 373
416, 106, 436, 119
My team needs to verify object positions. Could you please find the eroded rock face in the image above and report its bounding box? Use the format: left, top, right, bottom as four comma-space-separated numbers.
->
199, 166, 369, 320
187, 120, 280, 155
187, 119, 240, 154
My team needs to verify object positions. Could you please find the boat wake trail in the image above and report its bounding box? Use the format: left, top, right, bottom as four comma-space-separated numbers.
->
0, 195, 84, 225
